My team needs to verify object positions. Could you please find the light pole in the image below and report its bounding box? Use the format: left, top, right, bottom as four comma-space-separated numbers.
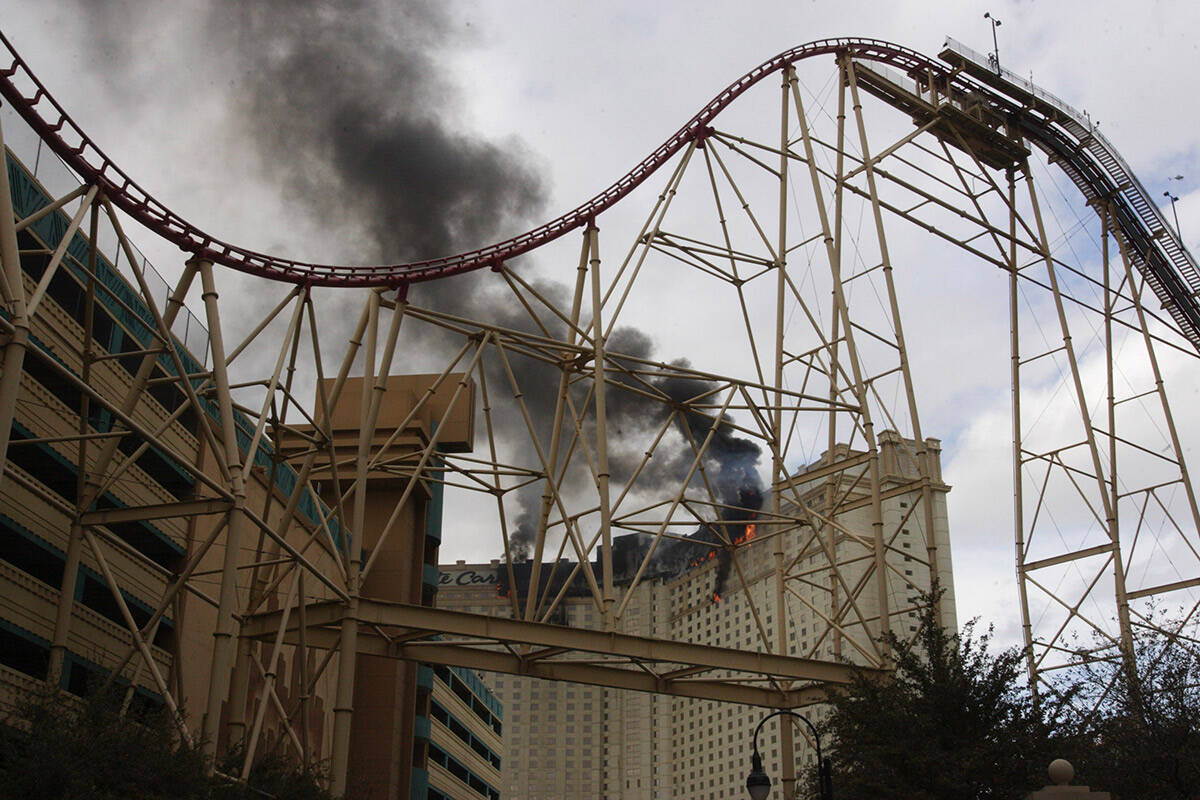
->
1165, 175, 1184, 240
746, 710, 832, 800
984, 12, 1002, 72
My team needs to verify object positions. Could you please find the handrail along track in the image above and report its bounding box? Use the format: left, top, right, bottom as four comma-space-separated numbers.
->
938, 38, 1200, 351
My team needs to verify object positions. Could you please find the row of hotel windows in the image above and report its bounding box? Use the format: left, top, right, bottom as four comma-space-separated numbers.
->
431, 664, 502, 735
429, 698, 501, 770
0, 617, 164, 708
6, 420, 186, 571
1, 513, 175, 648
427, 742, 500, 800
11, 167, 344, 544
16, 227, 204, 444
0, 504, 177, 699
4, 415, 186, 666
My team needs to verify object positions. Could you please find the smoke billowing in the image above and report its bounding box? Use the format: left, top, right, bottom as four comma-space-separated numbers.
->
70, 0, 551, 386
219, 0, 774, 562
215, 1, 545, 264
68, 1, 764, 568
503, 486, 764, 614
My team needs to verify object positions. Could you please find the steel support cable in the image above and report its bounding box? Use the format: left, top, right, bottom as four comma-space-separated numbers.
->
2, 28, 1198, 353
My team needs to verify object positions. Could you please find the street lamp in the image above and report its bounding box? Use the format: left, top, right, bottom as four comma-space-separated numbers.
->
745, 710, 833, 800
1165, 175, 1184, 240
984, 12, 1002, 72
1164, 191, 1182, 240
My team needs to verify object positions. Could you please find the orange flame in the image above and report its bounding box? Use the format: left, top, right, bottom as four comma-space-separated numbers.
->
688, 521, 758, 569
730, 523, 756, 547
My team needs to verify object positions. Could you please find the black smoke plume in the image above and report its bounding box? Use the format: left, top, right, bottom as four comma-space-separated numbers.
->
70, 1, 764, 567
216, 1, 545, 264
502, 484, 764, 616
504, 351, 767, 565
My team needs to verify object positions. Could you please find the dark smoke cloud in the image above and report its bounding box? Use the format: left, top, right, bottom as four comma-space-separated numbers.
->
69, 0, 548, 386
651, 361, 764, 504
505, 350, 767, 565
203, 1, 598, 562
66, 0, 763, 566
217, 0, 545, 264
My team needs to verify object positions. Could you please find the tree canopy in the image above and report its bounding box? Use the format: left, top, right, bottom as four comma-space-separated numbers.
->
0, 686, 338, 800
819, 596, 1076, 799
1071, 615, 1200, 799
819, 594, 1200, 800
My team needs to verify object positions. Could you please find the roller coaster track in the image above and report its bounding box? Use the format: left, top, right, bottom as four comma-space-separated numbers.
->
2, 31, 1198, 348
4, 31, 1199, 783
937, 38, 1200, 352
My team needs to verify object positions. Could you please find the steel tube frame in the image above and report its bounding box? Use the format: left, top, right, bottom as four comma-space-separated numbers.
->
4, 38, 1200, 800
198, 258, 253, 760
793, 59, 891, 656
0, 109, 30, 486
844, 58, 943, 621
46, 253, 200, 685
773, 66, 798, 800
329, 288, 379, 796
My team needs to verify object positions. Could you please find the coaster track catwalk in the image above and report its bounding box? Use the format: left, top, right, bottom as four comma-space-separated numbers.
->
1, 30, 1198, 796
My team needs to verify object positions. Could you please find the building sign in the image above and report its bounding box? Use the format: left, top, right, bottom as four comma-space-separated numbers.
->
439, 567, 499, 587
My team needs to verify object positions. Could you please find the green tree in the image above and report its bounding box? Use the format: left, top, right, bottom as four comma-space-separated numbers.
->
1074, 618, 1200, 799
0, 685, 340, 800
0, 686, 210, 800
819, 595, 1075, 800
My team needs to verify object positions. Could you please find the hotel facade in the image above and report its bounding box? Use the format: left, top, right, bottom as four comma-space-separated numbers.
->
0, 105, 500, 800
439, 431, 955, 799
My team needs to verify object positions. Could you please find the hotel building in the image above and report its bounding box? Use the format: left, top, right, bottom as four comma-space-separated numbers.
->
439, 431, 954, 799
0, 106, 500, 800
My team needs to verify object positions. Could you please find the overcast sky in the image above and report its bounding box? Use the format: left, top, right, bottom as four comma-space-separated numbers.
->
3, 0, 1198, 647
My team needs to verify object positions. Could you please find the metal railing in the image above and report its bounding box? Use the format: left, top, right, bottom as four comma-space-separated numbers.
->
1, 101, 210, 365
942, 37, 1200, 297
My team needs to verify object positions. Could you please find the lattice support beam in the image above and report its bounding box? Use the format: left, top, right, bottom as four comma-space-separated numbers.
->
242, 598, 868, 708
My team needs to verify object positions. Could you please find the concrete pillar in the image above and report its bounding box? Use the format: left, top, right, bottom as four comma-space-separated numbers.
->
1026, 759, 1110, 800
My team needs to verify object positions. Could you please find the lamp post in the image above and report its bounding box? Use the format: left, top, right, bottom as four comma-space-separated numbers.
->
984, 12, 1002, 72
746, 710, 832, 800
1165, 175, 1184, 240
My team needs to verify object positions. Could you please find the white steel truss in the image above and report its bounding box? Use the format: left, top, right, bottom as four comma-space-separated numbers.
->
0, 35, 1197, 798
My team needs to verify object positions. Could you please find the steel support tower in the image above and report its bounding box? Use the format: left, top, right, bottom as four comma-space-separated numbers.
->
1, 33, 1198, 796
